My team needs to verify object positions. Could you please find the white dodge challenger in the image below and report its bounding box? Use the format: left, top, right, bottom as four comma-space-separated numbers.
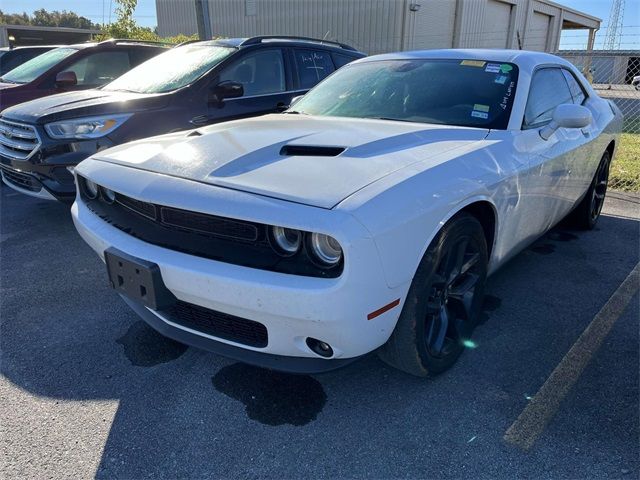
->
72, 49, 622, 376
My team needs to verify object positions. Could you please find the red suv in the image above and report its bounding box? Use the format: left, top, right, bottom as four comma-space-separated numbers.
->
0, 39, 166, 112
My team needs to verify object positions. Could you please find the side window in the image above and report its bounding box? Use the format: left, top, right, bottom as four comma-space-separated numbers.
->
561, 69, 586, 105
524, 68, 573, 127
219, 49, 285, 96
65, 51, 131, 87
332, 53, 356, 69
294, 49, 335, 89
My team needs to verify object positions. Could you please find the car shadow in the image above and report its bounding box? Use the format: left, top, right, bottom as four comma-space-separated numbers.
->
1, 190, 638, 477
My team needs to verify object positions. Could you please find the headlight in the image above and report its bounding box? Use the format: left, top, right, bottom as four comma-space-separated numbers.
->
45, 114, 132, 140
308, 233, 342, 267
101, 187, 116, 204
269, 226, 302, 256
84, 178, 99, 199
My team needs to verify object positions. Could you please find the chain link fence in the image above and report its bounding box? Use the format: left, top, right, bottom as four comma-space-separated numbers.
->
559, 50, 640, 192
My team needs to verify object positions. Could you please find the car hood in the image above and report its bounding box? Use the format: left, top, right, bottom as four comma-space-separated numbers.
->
1, 89, 170, 124
94, 114, 489, 209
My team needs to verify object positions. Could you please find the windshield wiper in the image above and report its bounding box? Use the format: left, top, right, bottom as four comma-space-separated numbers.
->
0, 77, 19, 84
371, 117, 417, 123
283, 110, 307, 115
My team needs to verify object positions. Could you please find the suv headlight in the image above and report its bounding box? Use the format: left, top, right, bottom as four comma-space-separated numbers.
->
45, 114, 132, 140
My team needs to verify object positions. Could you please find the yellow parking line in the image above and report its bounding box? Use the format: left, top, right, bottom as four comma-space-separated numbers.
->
504, 262, 640, 450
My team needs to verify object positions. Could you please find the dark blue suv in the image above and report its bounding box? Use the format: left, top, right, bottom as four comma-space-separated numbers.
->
0, 36, 365, 202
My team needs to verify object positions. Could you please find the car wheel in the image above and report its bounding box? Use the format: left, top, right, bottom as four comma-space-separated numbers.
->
570, 151, 611, 230
378, 212, 488, 377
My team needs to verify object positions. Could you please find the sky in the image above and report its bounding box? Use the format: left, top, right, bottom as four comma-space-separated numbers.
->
2, 0, 639, 49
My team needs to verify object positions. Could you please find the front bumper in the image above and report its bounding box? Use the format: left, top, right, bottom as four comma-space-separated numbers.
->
70, 168, 410, 368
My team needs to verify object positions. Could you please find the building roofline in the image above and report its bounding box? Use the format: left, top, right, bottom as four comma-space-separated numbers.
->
538, 0, 602, 24
0, 24, 102, 34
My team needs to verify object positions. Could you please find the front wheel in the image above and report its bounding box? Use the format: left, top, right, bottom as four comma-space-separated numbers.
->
378, 213, 488, 377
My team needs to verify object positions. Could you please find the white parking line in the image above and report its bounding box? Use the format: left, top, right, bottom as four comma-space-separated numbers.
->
504, 262, 640, 450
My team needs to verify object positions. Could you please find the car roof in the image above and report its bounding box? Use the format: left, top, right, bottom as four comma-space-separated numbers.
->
357, 48, 573, 72
1, 45, 62, 51
185, 37, 364, 55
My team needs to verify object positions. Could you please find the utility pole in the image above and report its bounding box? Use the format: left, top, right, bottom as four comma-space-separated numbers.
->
195, 0, 208, 40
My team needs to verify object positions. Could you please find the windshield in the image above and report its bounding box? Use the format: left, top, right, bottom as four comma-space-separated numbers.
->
1, 47, 77, 84
292, 59, 519, 129
103, 45, 235, 94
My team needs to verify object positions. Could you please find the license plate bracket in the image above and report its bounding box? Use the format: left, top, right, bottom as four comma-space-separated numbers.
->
104, 247, 176, 310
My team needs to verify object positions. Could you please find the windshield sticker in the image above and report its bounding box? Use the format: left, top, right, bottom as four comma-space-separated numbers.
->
499, 81, 516, 110
461, 60, 486, 67
471, 111, 489, 119
494, 74, 508, 85
485, 63, 501, 73
473, 104, 490, 113
500, 64, 513, 73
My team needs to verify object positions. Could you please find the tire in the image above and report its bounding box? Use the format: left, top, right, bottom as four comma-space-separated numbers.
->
378, 212, 488, 377
569, 151, 611, 230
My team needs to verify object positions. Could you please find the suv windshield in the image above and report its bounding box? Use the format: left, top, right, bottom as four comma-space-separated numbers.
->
1, 47, 77, 84
103, 44, 235, 94
292, 59, 519, 129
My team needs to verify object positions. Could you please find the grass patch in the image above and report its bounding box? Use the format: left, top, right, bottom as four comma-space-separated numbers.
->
610, 133, 640, 192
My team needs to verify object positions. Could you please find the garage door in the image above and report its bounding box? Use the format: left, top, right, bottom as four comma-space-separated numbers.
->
525, 11, 551, 51
411, 0, 457, 49
482, 0, 512, 48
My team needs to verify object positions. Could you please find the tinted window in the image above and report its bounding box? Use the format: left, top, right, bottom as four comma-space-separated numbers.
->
66, 51, 131, 87
294, 49, 335, 88
561, 69, 586, 105
1, 47, 77, 84
524, 68, 573, 127
292, 59, 519, 130
128, 47, 163, 67
104, 45, 234, 94
219, 49, 285, 96
332, 53, 356, 69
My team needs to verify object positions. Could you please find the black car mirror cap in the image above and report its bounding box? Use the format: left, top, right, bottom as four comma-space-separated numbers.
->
55, 70, 78, 88
210, 81, 244, 104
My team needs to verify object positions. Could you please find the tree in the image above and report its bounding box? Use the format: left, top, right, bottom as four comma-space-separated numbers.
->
97, 0, 198, 44
0, 9, 100, 29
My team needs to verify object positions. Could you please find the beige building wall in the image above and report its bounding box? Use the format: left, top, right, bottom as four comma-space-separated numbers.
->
155, 0, 600, 54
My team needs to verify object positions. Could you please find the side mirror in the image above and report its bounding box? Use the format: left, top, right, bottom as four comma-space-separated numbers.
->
210, 81, 244, 105
290, 95, 304, 107
55, 71, 77, 88
539, 104, 592, 140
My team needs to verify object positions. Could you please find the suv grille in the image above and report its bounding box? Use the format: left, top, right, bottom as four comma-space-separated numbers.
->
162, 300, 268, 348
0, 119, 41, 161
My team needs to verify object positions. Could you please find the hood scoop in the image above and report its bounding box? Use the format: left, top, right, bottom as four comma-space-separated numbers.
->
280, 145, 345, 157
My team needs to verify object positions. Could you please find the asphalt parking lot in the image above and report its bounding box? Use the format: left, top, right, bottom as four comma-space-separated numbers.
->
1, 185, 638, 479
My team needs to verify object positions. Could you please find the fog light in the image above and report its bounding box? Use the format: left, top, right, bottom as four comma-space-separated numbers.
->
306, 337, 333, 358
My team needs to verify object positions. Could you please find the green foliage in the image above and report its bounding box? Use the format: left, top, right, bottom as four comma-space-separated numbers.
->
0, 9, 99, 29
95, 0, 199, 45
2, 1, 199, 46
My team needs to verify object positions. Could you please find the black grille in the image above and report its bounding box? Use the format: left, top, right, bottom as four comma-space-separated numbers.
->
160, 206, 258, 241
79, 178, 343, 278
163, 300, 268, 348
116, 193, 157, 219
0, 165, 40, 192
